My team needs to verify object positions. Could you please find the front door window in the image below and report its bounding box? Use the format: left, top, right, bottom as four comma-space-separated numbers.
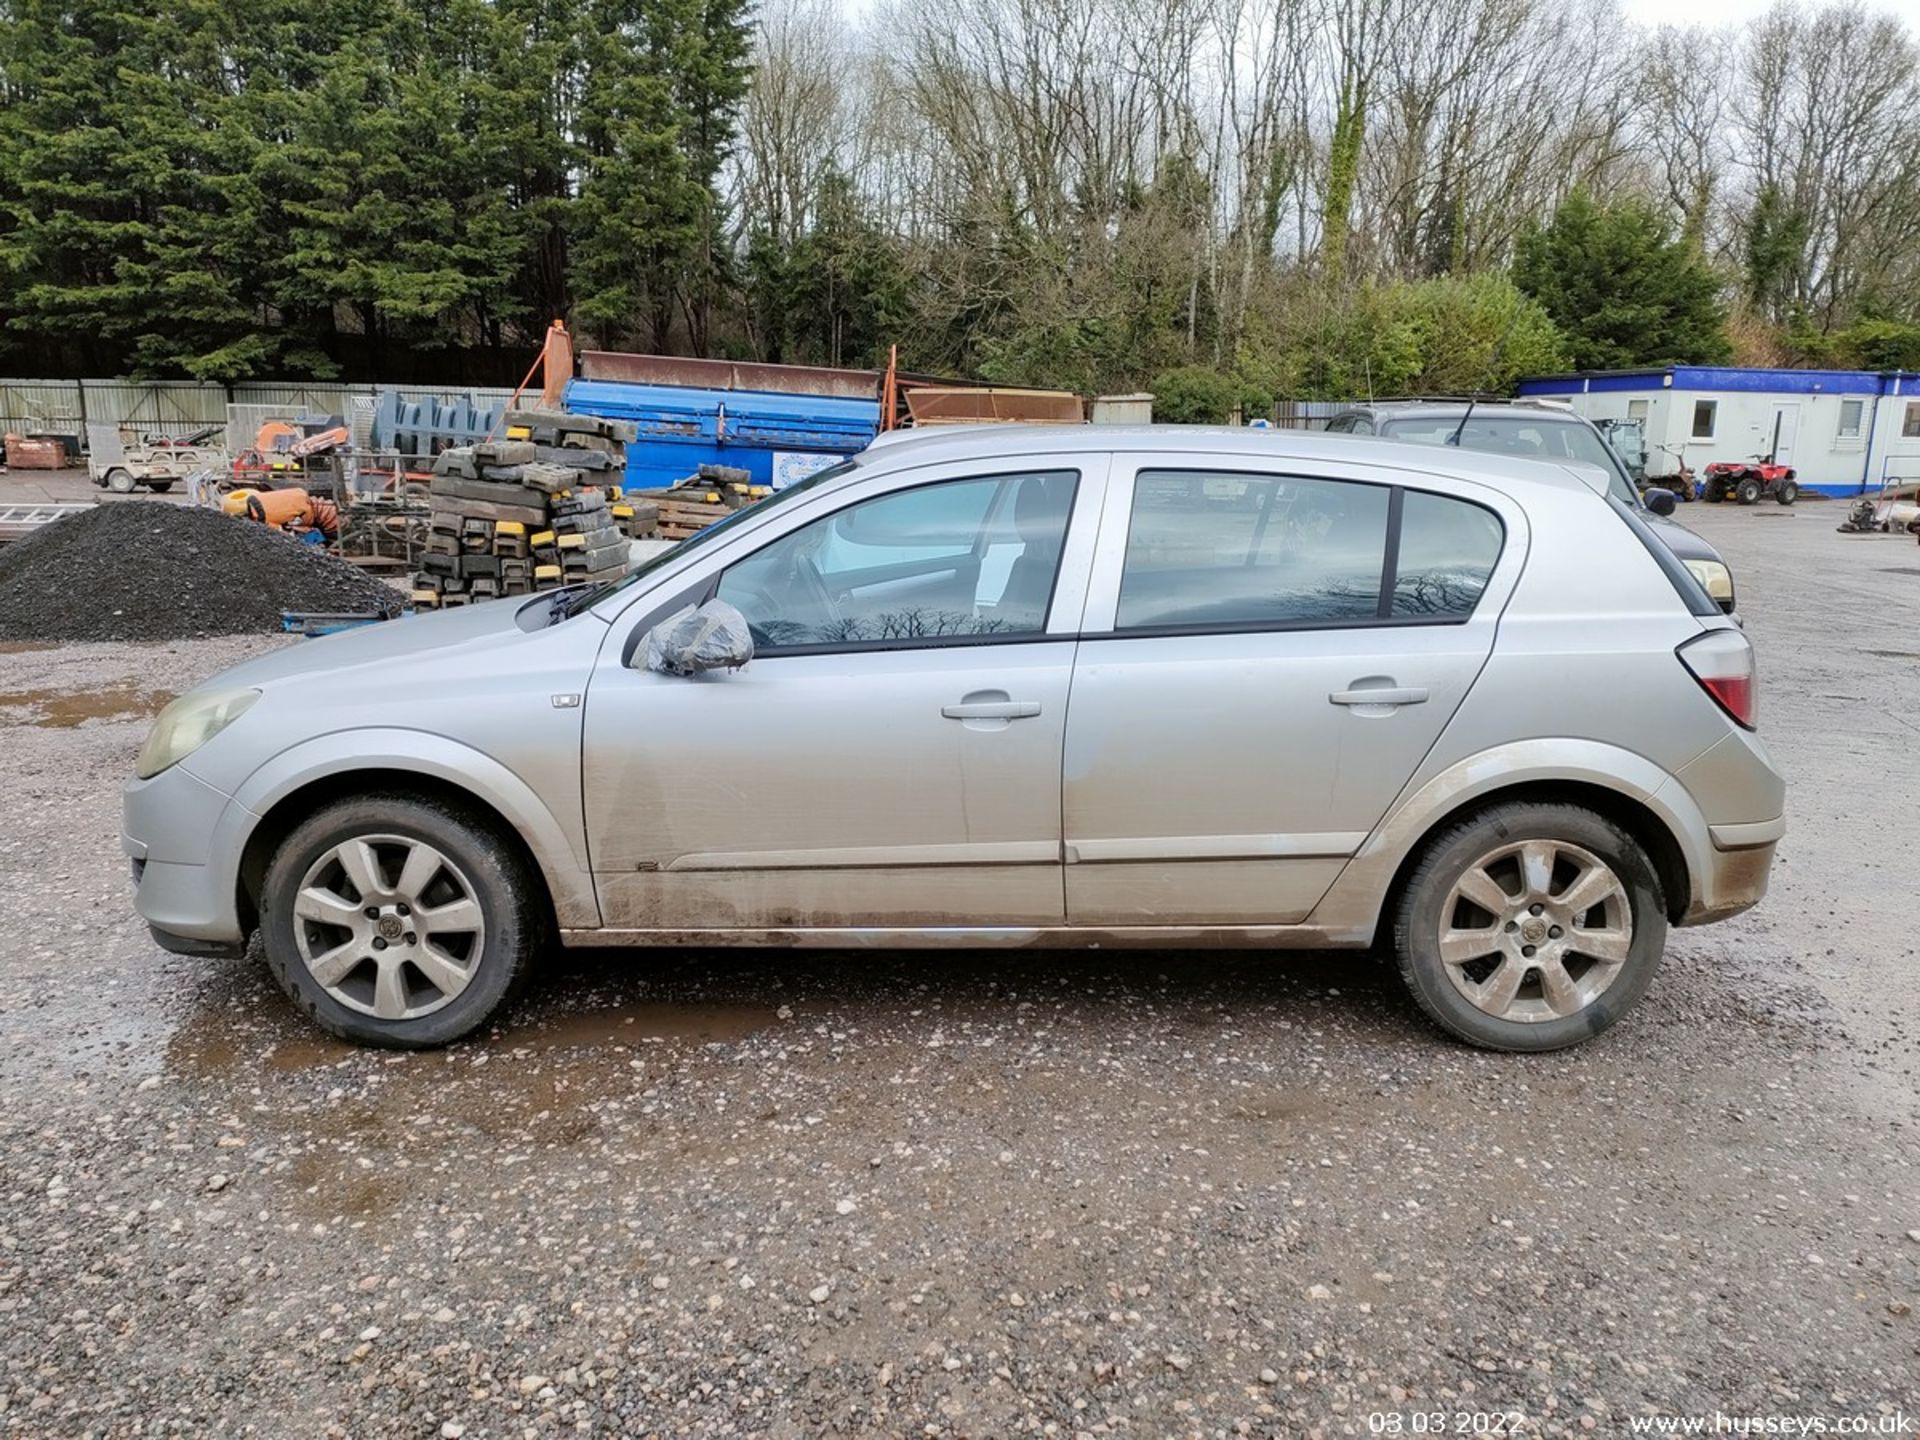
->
716, 471, 1077, 650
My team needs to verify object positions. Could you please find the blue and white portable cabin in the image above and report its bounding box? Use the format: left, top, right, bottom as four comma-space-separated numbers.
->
1514, 366, 1920, 497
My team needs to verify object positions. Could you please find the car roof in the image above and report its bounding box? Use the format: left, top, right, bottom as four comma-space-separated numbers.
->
858, 423, 1609, 499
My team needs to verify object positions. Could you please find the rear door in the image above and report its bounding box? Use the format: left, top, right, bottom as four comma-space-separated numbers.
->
1062, 457, 1522, 926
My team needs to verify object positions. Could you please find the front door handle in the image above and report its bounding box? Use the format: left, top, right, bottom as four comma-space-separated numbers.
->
942, 700, 1042, 720
1329, 686, 1428, 708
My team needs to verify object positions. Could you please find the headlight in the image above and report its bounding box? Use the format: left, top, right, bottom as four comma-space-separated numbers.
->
135, 688, 261, 779
1684, 558, 1735, 603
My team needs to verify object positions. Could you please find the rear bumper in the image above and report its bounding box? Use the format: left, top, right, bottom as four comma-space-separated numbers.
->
147, 923, 246, 960
1667, 726, 1785, 926
1680, 827, 1780, 926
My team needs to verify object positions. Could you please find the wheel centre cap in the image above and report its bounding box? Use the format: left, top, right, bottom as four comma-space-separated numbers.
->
376, 914, 404, 942
1519, 917, 1548, 945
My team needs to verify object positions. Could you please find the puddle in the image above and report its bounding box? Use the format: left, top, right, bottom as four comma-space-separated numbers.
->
0, 684, 174, 726
527, 1001, 781, 1049
168, 1017, 355, 1078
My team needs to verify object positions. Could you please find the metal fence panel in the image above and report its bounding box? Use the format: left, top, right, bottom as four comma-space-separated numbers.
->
79, 380, 228, 434
1273, 399, 1341, 431
0, 379, 86, 439
3, 378, 529, 454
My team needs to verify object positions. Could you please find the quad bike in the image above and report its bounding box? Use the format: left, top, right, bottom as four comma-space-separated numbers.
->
1703, 453, 1797, 506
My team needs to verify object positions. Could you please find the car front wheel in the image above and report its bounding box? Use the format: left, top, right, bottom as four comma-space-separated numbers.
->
260, 794, 540, 1048
1393, 802, 1667, 1051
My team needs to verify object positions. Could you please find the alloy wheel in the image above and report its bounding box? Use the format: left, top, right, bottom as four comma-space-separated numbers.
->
1436, 839, 1633, 1023
290, 834, 486, 1021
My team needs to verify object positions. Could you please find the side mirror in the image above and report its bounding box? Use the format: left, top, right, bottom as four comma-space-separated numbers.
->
1643, 487, 1677, 517
641, 600, 754, 676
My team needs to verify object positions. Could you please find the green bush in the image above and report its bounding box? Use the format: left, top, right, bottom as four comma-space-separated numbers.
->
1150, 365, 1242, 423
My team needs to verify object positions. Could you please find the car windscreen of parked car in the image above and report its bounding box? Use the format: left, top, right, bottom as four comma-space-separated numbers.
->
1380, 415, 1639, 505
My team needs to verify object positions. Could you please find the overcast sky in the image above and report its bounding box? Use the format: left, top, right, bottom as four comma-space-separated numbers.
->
837, 0, 1910, 32
1619, 0, 1773, 23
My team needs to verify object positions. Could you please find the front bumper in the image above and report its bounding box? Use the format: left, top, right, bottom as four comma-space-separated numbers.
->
123, 762, 250, 947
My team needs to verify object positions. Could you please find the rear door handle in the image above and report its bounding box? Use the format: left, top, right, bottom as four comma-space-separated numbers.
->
942, 700, 1042, 720
1329, 686, 1428, 708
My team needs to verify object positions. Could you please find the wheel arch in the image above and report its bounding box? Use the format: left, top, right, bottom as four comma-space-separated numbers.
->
1367, 779, 1692, 948
1309, 740, 1710, 944
221, 731, 600, 938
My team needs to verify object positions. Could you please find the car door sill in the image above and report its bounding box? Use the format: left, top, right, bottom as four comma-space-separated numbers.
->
560, 923, 1368, 949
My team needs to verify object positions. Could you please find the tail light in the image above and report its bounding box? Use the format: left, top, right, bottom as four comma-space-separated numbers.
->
1678, 629, 1757, 729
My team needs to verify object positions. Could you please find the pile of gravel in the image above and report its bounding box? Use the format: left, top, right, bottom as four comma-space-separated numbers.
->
0, 501, 403, 642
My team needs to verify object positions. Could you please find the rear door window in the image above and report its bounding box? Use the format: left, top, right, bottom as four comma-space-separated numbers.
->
1117, 471, 1390, 630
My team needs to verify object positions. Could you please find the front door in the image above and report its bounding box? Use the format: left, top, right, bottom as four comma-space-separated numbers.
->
1063, 461, 1515, 926
581, 463, 1100, 932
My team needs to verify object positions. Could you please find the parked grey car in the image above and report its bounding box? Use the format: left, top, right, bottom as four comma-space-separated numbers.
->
1323, 400, 1739, 612
125, 427, 1783, 1052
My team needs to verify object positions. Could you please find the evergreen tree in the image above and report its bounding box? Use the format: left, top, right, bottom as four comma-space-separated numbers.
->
1513, 189, 1731, 370
1741, 182, 1811, 325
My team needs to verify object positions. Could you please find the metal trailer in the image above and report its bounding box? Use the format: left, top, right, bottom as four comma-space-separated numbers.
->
84, 422, 228, 494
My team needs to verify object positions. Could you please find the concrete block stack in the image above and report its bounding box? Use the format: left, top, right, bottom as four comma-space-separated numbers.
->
409, 409, 657, 608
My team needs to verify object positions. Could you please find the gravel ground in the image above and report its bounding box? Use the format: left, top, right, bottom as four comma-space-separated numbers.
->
0, 503, 1915, 1438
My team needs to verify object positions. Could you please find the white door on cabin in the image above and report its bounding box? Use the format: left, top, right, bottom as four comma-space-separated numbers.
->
1769, 404, 1799, 465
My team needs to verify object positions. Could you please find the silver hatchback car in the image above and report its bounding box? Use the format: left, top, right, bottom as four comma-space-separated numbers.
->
124, 427, 1783, 1051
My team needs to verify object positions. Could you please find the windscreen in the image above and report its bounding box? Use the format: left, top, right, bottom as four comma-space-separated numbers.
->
1381, 415, 1639, 505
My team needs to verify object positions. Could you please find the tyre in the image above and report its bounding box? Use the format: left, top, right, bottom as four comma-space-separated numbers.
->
146, 480, 174, 493
1735, 477, 1763, 505
105, 468, 136, 494
1392, 801, 1667, 1052
1774, 479, 1797, 505
1704, 478, 1726, 503
259, 793, 541, 1048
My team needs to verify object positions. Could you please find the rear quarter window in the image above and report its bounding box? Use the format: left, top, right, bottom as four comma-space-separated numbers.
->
1391, 490, 1505, 618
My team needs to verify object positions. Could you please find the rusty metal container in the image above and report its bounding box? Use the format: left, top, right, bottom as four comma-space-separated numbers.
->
3, 433, 68, 469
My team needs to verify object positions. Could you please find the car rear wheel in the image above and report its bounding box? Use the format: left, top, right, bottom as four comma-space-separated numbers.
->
1393, 802, 1667, 1051
260, 794, 540, 1048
